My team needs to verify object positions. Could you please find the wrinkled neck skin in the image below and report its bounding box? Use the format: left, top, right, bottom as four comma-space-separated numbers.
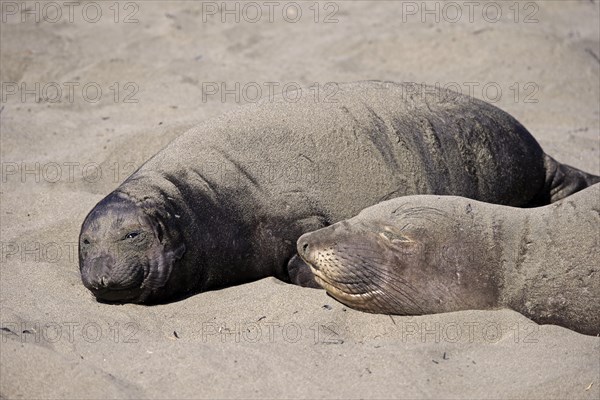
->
485, 208, 529, 308
383, 202, 514, 314
499, 186, 600, 335
381, 189, 600, 335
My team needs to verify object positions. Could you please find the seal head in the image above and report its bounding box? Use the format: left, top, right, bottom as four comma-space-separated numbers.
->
297, 218, 432, 315
79, 192, 185, 303
297, 205, 500, 315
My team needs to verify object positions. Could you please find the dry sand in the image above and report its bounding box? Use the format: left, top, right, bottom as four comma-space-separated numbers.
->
1, 1, 599, 398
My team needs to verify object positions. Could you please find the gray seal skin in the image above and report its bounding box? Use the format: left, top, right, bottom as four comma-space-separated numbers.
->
297, 184, 600, 336
78, 81, 600, 304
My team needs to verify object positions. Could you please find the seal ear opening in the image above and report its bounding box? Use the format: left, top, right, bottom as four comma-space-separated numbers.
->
149, 214, 186, 262
377, 226, 424, 256
154, 219, 165, 243
379, 225, 414, 244
150, 217, 186, 260
380, 230, 413, 244
143, 211, 167, 244
143, 215, 165, 245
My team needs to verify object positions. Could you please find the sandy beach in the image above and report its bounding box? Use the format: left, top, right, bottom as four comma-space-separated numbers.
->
1, 1, 599, 398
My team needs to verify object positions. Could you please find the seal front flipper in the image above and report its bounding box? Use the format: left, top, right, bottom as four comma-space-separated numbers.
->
287, 254, 321, 288
531, 154, 600, 205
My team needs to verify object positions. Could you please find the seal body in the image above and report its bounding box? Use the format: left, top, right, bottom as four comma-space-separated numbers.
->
297, 184, 600, 336
79, 81, 599, 303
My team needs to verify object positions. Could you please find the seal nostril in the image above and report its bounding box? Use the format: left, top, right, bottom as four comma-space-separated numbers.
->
302, 242, 309, 254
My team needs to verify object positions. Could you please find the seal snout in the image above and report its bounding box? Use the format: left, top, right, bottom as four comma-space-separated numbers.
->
81, 253, 146, 303
82, 254, 116, 290
297, 233, 322, 271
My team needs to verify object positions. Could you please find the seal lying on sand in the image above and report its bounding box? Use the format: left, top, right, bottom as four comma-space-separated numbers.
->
79, 81, 599, 304
297, 184, 600, 336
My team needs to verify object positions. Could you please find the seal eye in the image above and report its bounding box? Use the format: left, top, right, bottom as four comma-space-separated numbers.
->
82, 238, 90, 245
380, 230, 411, 243
124, 231, 140, 240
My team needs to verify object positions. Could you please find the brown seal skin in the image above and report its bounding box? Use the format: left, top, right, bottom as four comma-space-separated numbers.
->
78, 81, 600, 304
297, 184, 600, 336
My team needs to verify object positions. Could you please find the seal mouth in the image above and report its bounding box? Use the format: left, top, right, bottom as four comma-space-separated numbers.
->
302, 257, 380, 303
80, 256, 148, 303
91, 285, 145, 304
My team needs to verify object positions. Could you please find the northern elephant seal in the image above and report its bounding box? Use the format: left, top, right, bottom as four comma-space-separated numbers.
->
297, 184, 600, 336
79, 81, 599, 304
